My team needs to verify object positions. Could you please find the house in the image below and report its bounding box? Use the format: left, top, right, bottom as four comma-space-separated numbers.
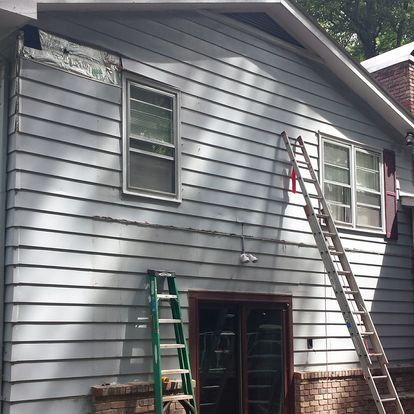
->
0, 1, 413, 414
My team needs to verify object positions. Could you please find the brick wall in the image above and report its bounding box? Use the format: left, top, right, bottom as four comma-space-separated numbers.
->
371, 61, 414, 115
91, 367, 414, 414
295, 366, 414, 414
91, 381, 186, 414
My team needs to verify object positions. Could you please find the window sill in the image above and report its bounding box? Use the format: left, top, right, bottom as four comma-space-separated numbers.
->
122, 187, 182, 204
334, 223, 386, 237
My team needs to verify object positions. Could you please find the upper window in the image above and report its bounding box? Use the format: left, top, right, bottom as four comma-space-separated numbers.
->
123, 76, 180, 201
322, 138, 384, 231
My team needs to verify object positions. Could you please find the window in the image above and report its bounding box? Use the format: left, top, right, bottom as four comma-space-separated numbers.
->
322, 138, 384, 231
123, 76, 180, 201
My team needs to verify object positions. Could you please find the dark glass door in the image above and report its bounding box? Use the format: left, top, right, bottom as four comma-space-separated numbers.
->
245, 307, 284, 414
198, 303, 240, 414
198, 302, 285, 414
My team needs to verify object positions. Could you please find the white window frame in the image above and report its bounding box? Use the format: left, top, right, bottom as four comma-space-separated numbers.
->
122, 73, 181, 202
320, 135, 385, 233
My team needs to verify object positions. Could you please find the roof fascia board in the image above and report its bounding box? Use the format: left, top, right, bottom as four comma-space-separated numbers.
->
273, 0, 414, 137
36, 0, 282, 12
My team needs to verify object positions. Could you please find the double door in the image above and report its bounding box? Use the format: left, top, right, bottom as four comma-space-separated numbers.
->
190, 294, 292, 414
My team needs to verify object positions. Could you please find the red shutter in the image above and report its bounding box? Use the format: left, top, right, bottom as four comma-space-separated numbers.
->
383, 149, 398, 239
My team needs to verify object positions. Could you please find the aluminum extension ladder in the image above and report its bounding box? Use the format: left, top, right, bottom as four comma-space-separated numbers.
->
147, 269, 198, 414
281, 131, 404, 414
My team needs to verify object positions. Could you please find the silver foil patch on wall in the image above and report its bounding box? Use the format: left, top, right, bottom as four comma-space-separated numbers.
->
21, 28, 121, 86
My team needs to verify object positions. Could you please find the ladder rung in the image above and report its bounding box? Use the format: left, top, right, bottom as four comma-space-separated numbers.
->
303, 178, 315, 183
161, 369, 190, 375
296, 160, 309, 165
344, 290, 358, 294
337, 271, 351, 275
381, 397, 397, 403
353, 310, 367, 315
157, 294, 177, 300
162, 394, 194, 402
159, 319, 181, 324
160, 343, 185, 349
361, 332, 374, 336
329, 250, 344, 255
323, 231, 336, 237
317, 213, 329, 219
372, 375, 388, 380
309, 194, 323, 199
369, 352, 383, 357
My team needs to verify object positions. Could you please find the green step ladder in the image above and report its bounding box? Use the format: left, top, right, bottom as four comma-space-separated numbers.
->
147, 269, 198, 414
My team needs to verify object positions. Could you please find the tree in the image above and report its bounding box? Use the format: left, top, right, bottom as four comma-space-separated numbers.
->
296, 0, 414, 61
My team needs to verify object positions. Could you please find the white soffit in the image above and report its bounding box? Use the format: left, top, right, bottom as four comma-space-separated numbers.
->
362, 42, 414, 73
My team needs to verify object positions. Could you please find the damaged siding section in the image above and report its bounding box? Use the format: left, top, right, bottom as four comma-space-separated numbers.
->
21, 27, 121, 85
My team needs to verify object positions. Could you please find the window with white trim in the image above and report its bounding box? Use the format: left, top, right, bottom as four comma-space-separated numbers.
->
123, 76, 180, 201
322, 138, 384, 231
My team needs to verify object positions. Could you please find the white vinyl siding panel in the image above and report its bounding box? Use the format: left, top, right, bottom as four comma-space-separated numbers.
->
3, 10, 414, 414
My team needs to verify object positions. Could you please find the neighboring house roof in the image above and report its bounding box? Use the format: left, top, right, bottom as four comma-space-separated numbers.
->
1, 0, 413, 138
361, 42, 414, 73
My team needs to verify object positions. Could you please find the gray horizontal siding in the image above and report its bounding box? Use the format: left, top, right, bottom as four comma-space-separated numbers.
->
3, 9, 414, 414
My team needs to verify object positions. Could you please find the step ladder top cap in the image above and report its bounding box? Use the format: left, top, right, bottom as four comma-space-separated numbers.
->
147, 269, 176, 277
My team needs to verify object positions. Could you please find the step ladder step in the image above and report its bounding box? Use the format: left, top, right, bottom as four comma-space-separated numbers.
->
159, 319, 181, 324
162, 394, 194, 402
157, 294, 178, 300
161, 369, 190, 375
160, 344, 185, 349
149, 270, 175, 277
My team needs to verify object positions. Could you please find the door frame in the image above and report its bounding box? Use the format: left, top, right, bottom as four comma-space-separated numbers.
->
188, 291, 294, 414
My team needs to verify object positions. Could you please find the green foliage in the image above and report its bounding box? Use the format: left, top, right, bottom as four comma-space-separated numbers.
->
296, 0, 414, 60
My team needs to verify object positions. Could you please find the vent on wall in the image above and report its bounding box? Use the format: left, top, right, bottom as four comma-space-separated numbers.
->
223, 12, 303, 48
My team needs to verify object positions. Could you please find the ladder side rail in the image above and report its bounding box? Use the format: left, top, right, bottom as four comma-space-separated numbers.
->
167, 276, 197, 404
382, 364, 406, 413
304, 206, 372, 366
365, 368, 389, 414
148, 272, 164, 414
